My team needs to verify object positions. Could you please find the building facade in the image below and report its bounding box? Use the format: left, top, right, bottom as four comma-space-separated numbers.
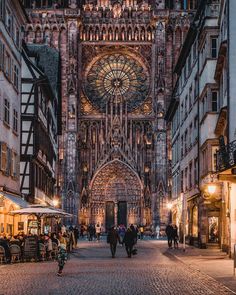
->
167, 0, 236, 252
215, 0, 236, 256
0, 0, 28, 235
20, 44, 61, 207
21, 0, 197, 228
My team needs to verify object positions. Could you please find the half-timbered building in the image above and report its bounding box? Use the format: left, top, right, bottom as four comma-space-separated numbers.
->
21, 44, 61, 206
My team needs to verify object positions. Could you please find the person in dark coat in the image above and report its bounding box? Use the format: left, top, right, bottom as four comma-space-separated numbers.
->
165, 224, 174, 248
107, 226, 120, 258
123, 228, 135, 258
173, 224, 179, 249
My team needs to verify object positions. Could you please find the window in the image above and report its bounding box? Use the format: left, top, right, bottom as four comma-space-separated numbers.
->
13, 109, 18, 133
13, 65, 19, 90
4, 98, 10, 125
194, 75, 198, 99
185, 167, 188, 191
181, 170, 184, 192
189, 123, 193, 145
211, 91, 218, 112
189, 86, 193, 109
211, 37, 217, 58
193, 41, 197, 61
0, 0, 6, 21
189, 162, 192, 189
0, 39, 4, 71
194, 158, 198, 185
5, 51, 11, 79
185, 95, 188, 116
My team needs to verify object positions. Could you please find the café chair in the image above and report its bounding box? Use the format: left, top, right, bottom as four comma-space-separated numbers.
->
10, 244, 21, 263
0, 246, 6, 264
39, 243, 46, 261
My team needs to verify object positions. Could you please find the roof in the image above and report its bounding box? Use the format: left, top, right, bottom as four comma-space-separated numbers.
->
26, 44, 60, 100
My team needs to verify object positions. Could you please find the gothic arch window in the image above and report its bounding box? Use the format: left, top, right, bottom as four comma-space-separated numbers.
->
134, 27, 139, 41
147, 27, 152, 41
121, 27, 126, 41
108, 27, 113, 41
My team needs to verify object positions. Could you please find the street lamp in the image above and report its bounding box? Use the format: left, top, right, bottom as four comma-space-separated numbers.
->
207, 184, 216, 195
52, 199, 59, 207
167, 202, 173, 210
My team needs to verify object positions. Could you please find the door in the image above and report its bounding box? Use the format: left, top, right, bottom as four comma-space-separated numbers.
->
118, 201, 127, 227
106, 201, 115, 231
208, 216, 219, 243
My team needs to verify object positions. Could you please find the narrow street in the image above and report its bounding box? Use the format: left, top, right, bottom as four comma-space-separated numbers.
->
0, 240, 233, 295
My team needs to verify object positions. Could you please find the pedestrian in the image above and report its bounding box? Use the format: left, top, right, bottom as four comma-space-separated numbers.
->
173, 224, 179, 249
107, 226, 120, 258
139, 226, 144, 240
73, 226, 79, 246
57, 233, 68, 276
95, 223, 101, 241
118, 224, 126, 244
123, 227, 135, 258
165, 223, 173, 248
156, 225, 160, 239
88, 224, 93, 241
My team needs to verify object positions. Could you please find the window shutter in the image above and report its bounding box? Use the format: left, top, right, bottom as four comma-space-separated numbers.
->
10, 149, 14, 177
6, 146, 11, 176
1, 142, 7, 172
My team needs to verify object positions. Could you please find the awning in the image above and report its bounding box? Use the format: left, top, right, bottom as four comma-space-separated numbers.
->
2, 192, 29, 208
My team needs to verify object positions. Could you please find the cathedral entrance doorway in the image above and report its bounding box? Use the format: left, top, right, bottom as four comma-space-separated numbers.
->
118, 201, 127, 228
88, 160, 143, 230
105, 201, 115, 230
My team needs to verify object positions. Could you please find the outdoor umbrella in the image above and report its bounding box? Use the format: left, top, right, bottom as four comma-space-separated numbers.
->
10, 205, 72, 217
10, 205, 73, 234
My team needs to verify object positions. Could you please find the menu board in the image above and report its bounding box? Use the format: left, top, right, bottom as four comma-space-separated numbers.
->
24, 236, 38, 260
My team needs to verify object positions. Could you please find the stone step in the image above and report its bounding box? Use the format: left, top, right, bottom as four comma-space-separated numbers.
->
206, 243, 220, 249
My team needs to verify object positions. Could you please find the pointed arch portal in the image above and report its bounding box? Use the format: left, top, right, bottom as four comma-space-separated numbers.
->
82, 160, 144, 229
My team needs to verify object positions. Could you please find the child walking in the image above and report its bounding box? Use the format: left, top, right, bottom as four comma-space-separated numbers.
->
57, 244, 68, 276
57, 233, 68, 276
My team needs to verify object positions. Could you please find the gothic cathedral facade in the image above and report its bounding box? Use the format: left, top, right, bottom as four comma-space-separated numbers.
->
22, 0, 195, 229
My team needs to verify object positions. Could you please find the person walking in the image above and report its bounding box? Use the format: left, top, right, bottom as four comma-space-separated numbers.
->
95, 223, 101, 241
123, 227, 135, 258
173, 224, 179, 249
88, 224, 93, 241
165, 224, 174, 248
107, 226, 120, 258
57, 233, 68, 277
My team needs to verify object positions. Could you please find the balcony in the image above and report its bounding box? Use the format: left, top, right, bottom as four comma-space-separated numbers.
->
216, 139, 236, 172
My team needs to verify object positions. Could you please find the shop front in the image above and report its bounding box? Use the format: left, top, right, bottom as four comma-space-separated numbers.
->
0, 192, 29, 236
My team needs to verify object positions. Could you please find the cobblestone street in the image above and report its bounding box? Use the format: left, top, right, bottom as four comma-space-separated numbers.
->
0, 240, 234, 295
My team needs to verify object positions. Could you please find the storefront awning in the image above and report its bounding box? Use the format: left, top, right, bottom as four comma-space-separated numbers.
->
2, 193, 29, 208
